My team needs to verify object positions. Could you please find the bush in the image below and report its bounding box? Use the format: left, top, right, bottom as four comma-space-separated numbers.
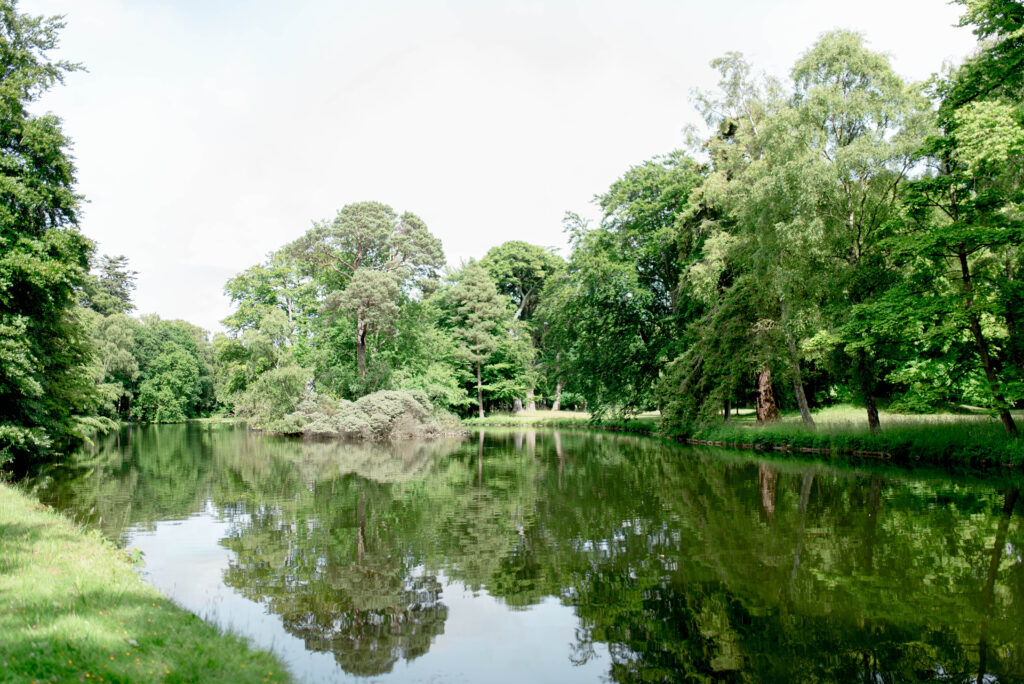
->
266, 389, 463, 440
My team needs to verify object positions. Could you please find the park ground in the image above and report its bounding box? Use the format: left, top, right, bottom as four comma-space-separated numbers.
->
464, 404, 1024, 468
0, 483, 292, 684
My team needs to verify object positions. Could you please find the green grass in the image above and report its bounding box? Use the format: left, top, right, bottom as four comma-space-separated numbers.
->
186, 416, 244, 425
671, 405, 1024, 469
465, 405, 1024, 469
0, 483, 292, 684
462, 410, 659, 434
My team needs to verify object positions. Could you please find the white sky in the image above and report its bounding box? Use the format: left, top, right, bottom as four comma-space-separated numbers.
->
23, 0, 977, 333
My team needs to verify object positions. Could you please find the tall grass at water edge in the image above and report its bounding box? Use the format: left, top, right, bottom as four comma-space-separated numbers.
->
673, 414, 1024, 468
464, 406, 1024, 468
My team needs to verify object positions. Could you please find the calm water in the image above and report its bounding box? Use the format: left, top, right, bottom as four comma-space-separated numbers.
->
23, 424, 1024, 683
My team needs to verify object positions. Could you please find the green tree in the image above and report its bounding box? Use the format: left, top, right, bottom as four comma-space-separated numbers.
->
222, 250, 316, 339
81, 254, 137, 316
789, 30, 930, 432
131, 317, 216, 421
947, 0, 1024, 108
480, 241, 564, 322
445, 261, 509, 418
83, 310, 140, 419
287, 201, 445, 384
894, 81, 1024, 434
480, 241, 562, 410
545, 153, 704, 416
133, 345, 201, 423
325, 268, 401, 388
0, 1, 110, 463
669, 52, 811, 427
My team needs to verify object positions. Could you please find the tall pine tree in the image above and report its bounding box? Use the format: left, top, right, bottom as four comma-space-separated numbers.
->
447, 262, 509, 418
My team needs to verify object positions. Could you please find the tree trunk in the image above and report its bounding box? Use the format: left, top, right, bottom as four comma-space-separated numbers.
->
723, 399, 731, 422
782, 335, 815, 421
780, 300, 815, 428
551, 352, 563, 412
513, 397, 523, 413
476, 361, 485, 419
756, 367, 779, 423
865, 394, 880, 434
525, 387, 536, 412
856, 349, 881, 434
356, 316, 367, 382
958, 246, 1018, 436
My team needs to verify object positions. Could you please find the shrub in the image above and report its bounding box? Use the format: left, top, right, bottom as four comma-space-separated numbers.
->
265, 389, 463, 440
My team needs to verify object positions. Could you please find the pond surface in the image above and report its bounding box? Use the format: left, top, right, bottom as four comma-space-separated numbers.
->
23, 424, 1024, 683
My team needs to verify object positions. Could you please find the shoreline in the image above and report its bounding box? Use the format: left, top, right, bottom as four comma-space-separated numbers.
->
462, 415, 1024, 471
0, 483, 292, 684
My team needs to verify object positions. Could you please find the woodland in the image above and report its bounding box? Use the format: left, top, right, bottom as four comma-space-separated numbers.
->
3, 0, 1024, 467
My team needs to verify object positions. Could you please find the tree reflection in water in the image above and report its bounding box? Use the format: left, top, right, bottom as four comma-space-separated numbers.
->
26, 424, 1024, 682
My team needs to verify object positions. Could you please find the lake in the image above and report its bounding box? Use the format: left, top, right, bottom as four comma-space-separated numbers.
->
24, 423, 1024, 683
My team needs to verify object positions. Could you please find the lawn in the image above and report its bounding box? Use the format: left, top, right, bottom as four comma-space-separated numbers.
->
463, 405, 1024, 468
0, 483, 292, 684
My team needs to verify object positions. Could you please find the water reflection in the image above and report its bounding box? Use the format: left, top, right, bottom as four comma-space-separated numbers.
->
26, 424, 1024, 682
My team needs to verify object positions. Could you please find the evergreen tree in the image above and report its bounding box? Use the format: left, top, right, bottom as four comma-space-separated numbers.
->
81, 254, 137, 316
446, 262, 509, 418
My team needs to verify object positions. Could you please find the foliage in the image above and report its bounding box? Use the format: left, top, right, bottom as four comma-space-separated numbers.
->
442, 261, 512, 417
267, 389, 462, 440
286, 201, 445, 387
0, 1, 112, 465
539, 153, 704, 415
80, 254, 137, 316
480, 240, 564, 321
234, 361, 311, 429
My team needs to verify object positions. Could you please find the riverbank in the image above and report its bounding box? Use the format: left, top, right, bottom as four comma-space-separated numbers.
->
0, 483, 292, 684
465, 407, 1024, 469
673, 420, 1023, 468
463, 410, 658, 434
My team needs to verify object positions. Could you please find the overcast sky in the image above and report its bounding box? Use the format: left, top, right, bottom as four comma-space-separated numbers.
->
24, 0, 978, 332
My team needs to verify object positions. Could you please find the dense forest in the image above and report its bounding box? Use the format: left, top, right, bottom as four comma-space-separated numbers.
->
2, 0, 1024, 467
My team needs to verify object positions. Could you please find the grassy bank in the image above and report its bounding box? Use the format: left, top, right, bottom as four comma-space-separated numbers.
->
672, 419, 1023, 468
670, 404, 1024, 468
465, 406, 1024, 468
0, 483, 291, 684
463, 410, 658, 435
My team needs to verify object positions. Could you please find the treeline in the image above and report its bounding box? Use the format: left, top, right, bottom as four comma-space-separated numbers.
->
80, 255, 216, 423
211, 203, 567, 427
5, 0, 1024, 466
553, 13, 1024, 438
0, 1, 221, 466
218, 3, 1024, 438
